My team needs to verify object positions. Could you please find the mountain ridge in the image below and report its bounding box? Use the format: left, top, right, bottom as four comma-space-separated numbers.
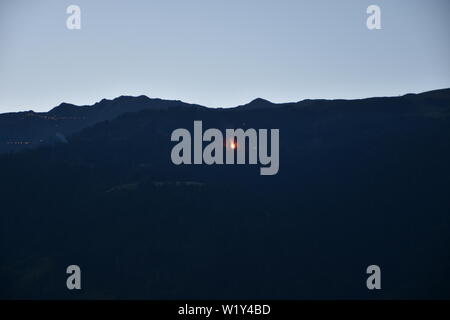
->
1, 88, 449, 154
4, 87, 450, 115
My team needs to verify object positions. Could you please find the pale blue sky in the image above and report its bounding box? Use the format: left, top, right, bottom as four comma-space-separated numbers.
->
0, 0, 449, 112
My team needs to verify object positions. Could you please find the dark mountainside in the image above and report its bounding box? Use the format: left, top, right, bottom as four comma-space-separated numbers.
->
0, 95, 205, 154
1, 88, 450, 299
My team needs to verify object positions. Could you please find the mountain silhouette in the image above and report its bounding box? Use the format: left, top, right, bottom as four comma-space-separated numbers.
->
2, 88, 449, 154
0, 95, 205, 153
236, 97, 276, 109
1, 88, 450, 299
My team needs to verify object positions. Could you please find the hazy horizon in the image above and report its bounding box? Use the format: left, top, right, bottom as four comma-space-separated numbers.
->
1, 86, 450, 115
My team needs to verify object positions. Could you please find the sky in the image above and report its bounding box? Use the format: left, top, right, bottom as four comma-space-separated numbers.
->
0, 0, 449, 112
